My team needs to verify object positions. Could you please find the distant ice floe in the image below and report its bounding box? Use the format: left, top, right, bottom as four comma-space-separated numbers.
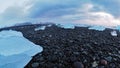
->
88, 26, 105, 31
47, 24, 52, 27
56, 24, 75, 29
0, 30, 43, 68
75, 24, 88, 27
34, 26, 46, 31
55, 24, 106, 31
116, 25, 120, 31
111, 31, 117, 36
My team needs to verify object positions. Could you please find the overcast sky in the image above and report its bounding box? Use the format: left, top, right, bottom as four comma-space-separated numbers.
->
0, 0, 120, 27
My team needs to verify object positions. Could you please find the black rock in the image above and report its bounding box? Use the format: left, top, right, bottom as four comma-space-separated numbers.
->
100, 59, 108, 66
32, 62, 39, 68
73, 62, 84, 68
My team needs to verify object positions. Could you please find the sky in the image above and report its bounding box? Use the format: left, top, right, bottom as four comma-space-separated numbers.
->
0, 0, 120, 27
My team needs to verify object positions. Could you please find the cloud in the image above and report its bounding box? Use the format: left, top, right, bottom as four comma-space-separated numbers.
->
48, 3, 120, 27
27, 0, 91, 18
0, 0, 120, 28
0, 0, 28, 13
75, 12, 120, 27
92, 0, 120, 17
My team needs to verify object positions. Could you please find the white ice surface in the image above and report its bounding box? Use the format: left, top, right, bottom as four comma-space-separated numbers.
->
0, 54, 31, 68
111, 31, 117, 36
56, 24, 75, 29
116, 25, 120, 31
34, 26, 46, 31
88, 26, 105, 31
0, 30, 43, 68
56, 24, 105, 31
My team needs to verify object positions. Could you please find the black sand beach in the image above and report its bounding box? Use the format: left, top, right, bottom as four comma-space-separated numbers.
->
0, 24, 120, 68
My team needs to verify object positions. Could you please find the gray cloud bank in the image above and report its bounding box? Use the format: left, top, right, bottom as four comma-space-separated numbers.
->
0, 0, 120, 27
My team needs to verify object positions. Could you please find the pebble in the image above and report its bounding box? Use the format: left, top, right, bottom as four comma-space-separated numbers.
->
98, 66, 105, 68
118, 51, 120, 54
73, 62, 84, 68
100, 59, 108, 65
48, 56, 58, 62
73, 52, 80, 55
70, 57, 77, 62
105, 56, 112, 62
109, 63, 116, 68
32, 62, 39, 68
49, 35, 52, 37
39, 57, 44, 61
92, 61, 98, 67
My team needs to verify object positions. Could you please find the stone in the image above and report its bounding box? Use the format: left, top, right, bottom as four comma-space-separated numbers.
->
73, 62, 84, 68
109, 63, 116, 68
49, 35, 52, 37
98, 66, 105, 68
73, 52, 80, 55
32, 62, 39, 68
92, 61, 98, 67
39, 57, 44, 61
100, 59, 108, 65
105, 56, 112, 62
70, 57, 77, 62
48, 56, 58, 62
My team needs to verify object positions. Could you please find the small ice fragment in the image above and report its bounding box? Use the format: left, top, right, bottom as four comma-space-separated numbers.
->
56, 24, 75, 29
34, 26, 46, 31
88, 26, 105, 31
47, 24, 52, 27
111, 31, 117, 36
